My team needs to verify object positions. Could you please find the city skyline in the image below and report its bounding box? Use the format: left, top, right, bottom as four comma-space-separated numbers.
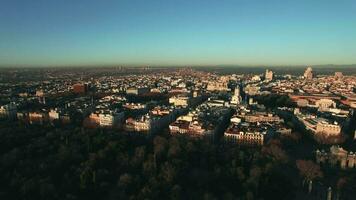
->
2, 1, 356, 199
1, 0, 356, 67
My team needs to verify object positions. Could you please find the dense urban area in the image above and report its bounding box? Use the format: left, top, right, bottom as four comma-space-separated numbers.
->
1, 66, 356, 200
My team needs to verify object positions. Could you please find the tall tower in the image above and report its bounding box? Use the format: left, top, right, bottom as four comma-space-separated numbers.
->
335, 72, 343, 80
230, 87, 242, 105
265, 69, 274, 81
303, 67, 313, 80
234, 87, 240, 97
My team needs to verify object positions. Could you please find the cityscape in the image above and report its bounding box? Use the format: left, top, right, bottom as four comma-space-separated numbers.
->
1, 66, 356, 199
1, 1, 356, 200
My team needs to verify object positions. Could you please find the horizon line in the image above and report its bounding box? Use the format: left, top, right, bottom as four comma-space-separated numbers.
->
1, 63, 356, 69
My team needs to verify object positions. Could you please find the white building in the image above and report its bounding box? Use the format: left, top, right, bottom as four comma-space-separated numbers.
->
48, 109, 60, 121
126, 106, 178, 134
315, 99, 336, 110
230, 87, 242, 106
29, 112, 45, 124
244, 84, 260, 96
177, 112, 196, 122
316, 121, 341, 136
225, 131, 265, 146
89, 111, 125, 128
251, 75, 261, 82
99, 112, 125, 127
169, 96, 190, 107
125, 115, 152, 132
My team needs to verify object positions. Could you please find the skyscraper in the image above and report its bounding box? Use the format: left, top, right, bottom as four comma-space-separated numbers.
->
303, 67, 313, 80
265, 69, 274, 81
335, 72, 343, 80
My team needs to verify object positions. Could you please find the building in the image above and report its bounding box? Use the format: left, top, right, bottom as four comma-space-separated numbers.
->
176, 112, 195, 122
224, 106, 288, 145
99, 112, 125, 127
315, 99, 336, 110
316, 121, 341, 136
73, 83, 89, 94
224, 122, 269, 146
296, 99, 309, 107
126, 87, 150, 95
230, 87, 242, 106
48, 109, 60, 121
126, 106, 179, 134
251, 75, 261, 82
130, 115, 157, 133
206, 77, 229, 91
265, 69, 274, 81
244, 84, 260, 96
335, 72, 343, 80
248, 97, 256, 105
295, 110, 342, 137
16, 112, 28, 122
49, 108, 72, 124
169, 99, 230, 138
169, 120, 210, 137
316, 146, 356, 169
125, 114, 153, 133
123, 103, 147, 110
88, 110, 125, 128
206, 98, 227, 107
0, 103, 17, 120
169, 120, 190, 135
29, 112, 45, 124
303, 67, 313, 80
35, 90, 44, 97
239, 112, 282, 123
169, 95, 190, 107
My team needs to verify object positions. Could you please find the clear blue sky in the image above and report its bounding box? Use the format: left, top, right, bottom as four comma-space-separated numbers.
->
1, 0, 356, 67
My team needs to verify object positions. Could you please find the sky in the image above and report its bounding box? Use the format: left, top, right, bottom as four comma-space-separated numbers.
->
1, 0, 356, 67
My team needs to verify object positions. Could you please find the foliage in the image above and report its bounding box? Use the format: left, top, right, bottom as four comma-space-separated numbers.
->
254, 94, 296, 108
296, 160, 323, 181
0, 122, 298, 200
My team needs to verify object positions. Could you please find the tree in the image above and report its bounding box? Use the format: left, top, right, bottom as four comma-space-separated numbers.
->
143, 154, 156, 175
170, 184, 182, 200
117, 173, 133, 188
79, 167, 93, 189
160, 162, 176, 184
336, 177, 347, 199
296, 160, 323, 193
153, 136, 168, 164
131, 146, 146, 167
262, 140, 289, 163
296, 160, 323, 181
168, 137, 181, 158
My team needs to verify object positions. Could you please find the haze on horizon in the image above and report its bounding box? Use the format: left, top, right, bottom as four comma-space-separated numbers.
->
1, 0, 356, 67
